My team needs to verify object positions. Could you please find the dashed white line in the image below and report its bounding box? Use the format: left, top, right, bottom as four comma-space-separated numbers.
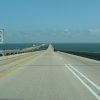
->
65, 64, 100, 100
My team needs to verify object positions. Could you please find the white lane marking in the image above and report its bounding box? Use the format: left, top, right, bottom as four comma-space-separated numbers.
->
68, 64, 100, 91
65, 64, 100, 100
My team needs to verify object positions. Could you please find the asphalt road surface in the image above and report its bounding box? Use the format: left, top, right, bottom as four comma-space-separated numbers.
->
0, 45, 100, 100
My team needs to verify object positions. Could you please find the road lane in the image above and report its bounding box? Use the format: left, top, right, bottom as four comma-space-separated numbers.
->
0, 52, 39, 67
65, 64, 100, 100
56, 51, 100, 87
0, 51, 44, 79
0, 46, 97, 100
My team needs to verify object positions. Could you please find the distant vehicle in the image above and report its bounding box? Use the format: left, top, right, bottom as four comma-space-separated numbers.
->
42, 44, 46, 46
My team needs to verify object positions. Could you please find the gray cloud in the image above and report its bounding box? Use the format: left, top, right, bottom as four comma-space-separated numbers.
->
5, 29, 100, 43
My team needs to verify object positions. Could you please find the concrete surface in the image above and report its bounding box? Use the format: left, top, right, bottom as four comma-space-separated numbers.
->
0, 45, 99, 100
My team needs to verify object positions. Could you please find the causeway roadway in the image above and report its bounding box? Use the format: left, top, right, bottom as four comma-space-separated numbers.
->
0, 45, 100, 100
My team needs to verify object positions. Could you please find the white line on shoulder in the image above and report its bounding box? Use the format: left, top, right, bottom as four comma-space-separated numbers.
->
65, 64, 100, 100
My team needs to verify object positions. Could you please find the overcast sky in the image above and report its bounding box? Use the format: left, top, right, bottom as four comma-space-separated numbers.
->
0, 0, 100, 43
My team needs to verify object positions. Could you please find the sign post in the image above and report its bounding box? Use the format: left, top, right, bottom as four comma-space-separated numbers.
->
0, 29, 4, 44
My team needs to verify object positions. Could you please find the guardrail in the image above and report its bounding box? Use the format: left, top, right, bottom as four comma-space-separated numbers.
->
0, 44, 47, 56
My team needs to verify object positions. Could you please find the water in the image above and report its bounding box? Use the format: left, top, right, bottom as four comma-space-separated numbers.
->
52, 43, 100, 53
52, 43, 100, 61
0, 43, 100, 53
0, 43, 100, 60
0, 43, 40, 50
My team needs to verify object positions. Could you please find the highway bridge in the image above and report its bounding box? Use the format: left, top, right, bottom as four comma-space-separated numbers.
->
0, 44, 100, 100
0, 44, 46, 56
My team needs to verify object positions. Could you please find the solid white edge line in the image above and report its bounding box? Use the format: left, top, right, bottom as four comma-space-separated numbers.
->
65, 64, 100, 100
68, 64, 100, 91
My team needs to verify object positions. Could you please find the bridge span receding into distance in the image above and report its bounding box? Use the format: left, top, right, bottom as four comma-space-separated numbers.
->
0, 44, 100, 100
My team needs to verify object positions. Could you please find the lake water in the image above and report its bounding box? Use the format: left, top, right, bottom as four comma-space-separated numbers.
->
0, 43, 100, 53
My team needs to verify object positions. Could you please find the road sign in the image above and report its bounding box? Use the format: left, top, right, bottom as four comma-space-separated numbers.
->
0, 29, 4, 44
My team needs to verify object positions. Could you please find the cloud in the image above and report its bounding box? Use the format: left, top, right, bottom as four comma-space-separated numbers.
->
5, 29, 100, 43
88, 29, 100, 33
64, 28, 69, 32
87, 29, 100, 37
